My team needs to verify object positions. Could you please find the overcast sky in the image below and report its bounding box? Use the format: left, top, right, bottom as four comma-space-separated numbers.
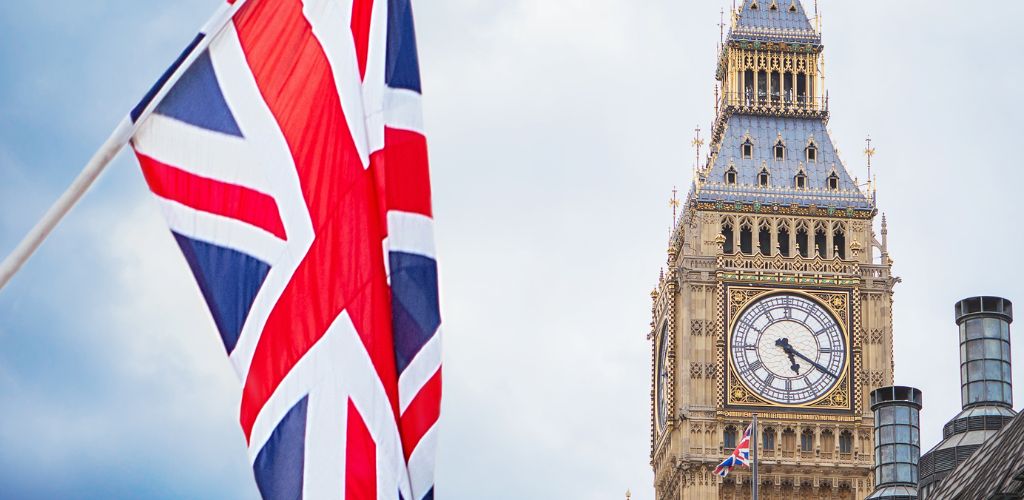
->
2, 1, 1023, 499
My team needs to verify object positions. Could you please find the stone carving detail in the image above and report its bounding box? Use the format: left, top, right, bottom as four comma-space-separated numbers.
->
691, 320, 706, 336
868, 329, 883, 344
691, 362, 704, 379
706, 363, 717, 379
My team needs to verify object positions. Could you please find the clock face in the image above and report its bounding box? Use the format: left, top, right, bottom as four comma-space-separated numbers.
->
656, 322, 670, 430
730, 294, 847, 405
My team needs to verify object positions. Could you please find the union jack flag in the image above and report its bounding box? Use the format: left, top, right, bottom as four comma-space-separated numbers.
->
714, 424, 752, 477
128, 0, 440, 498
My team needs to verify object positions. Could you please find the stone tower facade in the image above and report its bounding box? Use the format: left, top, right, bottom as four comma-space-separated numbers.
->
650, 2, 898, 499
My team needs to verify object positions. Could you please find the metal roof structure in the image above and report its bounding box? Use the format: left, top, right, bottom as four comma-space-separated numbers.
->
695, 115, 871, 210
729, 0, 821, 45
924, 410, 1024, 499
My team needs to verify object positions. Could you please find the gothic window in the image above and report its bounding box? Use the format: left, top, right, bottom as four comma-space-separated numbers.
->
774, 140, 786, 161
796, 72, 807, 103
800, 429, 815, 452
806, 143, 818, 162
758, 167, 770, 187
721, 220, 735, 254
796, 225, 809, 258
815, 226, 827, 258
758, 70, 768, 102
724, 426, 738, 451
794, 171, 807, 189
725, 166, 738, 184
771, 71, 781, 102
741, 139, 754, 159
750, 0, 759, 10
740, 223, 753, 255
834, 226, 847, 259
778, 224, 791, 257
762, 428, 776, 450
744, 70, 755, 104
839, 431, 854, 454
769, 0, 779, 11
758, 222, 771, 255
789, 0, 798, 12
827, 172, 840, 190
784, 72, 794, 103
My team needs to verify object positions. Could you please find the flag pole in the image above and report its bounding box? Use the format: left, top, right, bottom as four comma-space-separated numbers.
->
751, 413, 759, 500
0, 1, 246, 293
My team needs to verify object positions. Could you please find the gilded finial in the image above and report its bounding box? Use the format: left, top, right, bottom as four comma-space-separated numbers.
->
670, 186, 680, 223
864, 136, 876, 191
626, 490, 632, 500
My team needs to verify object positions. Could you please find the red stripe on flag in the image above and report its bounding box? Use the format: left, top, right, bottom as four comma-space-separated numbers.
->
351, 0, 374, 80
346, 399, 377, 500
370, 128, 433, 218
399, 368, 441, 460
234, 0, 400, 440
135, 152, 287, 240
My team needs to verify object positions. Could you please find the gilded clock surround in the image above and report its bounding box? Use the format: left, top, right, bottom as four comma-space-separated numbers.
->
722, 286, 856, 412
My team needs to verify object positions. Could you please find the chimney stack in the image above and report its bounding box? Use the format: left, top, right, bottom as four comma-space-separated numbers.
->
918, 296, 1016, 499
867, 386, 923, 500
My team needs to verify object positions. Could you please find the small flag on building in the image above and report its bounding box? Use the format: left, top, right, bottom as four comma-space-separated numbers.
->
127, 0, 440, 498
714, 423, 753, 477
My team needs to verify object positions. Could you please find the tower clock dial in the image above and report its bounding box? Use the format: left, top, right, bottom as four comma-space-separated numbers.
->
730, 294, 847, 405
656, 322, 670, 430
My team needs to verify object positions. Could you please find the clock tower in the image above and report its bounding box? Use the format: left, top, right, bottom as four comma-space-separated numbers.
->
650, 2, 897, 499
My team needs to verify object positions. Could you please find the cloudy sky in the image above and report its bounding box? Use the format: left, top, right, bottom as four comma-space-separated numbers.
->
2, 0, 1023, 498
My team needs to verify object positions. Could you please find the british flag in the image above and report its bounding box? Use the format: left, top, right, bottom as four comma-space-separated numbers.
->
128, 0, 440, 498
714, 424, 752, 477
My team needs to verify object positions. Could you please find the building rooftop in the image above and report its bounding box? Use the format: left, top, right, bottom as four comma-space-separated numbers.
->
729, 0, 821, 45
693, 115, 872, 210
925, 410, 1024, 499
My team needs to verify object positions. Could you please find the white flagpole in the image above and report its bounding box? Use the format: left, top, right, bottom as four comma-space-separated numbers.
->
0, 0, 247, 292
751, 413, 759, 500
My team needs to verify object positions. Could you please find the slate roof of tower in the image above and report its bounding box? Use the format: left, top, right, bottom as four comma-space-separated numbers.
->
693, 115, 873, 210
729, 0, 821, 45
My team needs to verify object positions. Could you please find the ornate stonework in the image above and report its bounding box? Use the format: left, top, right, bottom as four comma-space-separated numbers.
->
650, 2, 899, 499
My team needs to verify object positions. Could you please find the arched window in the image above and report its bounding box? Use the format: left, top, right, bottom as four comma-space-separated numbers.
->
834, 226, 847, 259
740, 223, 753, 255
762, 427, 777, 450
722, 220, 735, 254
724, 426, 738, 451
827, 172, 840, 190
758, 221, 771, 255
806, 143, 818, 162
774, 140, 786, 161
839, 431, 854, 454
725, 166, 738, 185
778, 224, 791, 257
796, 224, 809, 258
800, 429, 815, 452
758, 167, 770, 187
815, 225, 827, 258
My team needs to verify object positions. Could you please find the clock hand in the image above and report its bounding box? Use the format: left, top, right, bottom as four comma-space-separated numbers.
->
776, 340, 839, 379
774, 338, 801, 375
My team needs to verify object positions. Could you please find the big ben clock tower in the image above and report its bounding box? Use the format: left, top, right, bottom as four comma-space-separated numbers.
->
650, 1, 898, 499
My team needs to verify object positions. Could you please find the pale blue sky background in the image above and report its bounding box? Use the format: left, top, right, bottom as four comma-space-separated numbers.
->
2, 1, 1024, 499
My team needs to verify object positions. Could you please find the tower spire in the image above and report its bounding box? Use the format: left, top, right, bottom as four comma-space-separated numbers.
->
864, 135, 876, 194
670, 186, 680, 223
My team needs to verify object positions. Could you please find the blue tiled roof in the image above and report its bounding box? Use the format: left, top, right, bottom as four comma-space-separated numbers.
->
729, 0, 820, 45
694, 115, 873, 210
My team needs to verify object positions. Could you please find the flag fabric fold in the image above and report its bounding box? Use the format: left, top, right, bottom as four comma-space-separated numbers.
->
714, 423, 752, 477
128, 0, 440, 498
